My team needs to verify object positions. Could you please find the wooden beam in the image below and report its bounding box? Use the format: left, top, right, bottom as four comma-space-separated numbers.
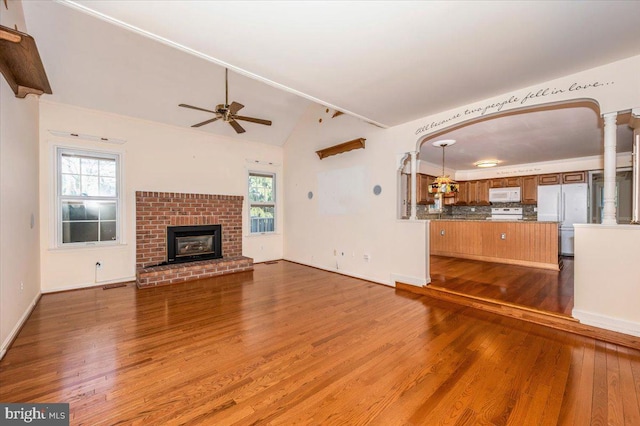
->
0, 25, 52, 98
316, 138, 365, 160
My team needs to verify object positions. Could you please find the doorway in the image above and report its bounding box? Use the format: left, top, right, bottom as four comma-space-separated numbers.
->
589, 168, 633, 224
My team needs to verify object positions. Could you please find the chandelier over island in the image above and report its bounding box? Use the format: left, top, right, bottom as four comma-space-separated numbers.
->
428, 139, 460, 195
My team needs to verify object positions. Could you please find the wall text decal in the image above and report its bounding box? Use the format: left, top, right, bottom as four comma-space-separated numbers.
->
415, 80, 614, 136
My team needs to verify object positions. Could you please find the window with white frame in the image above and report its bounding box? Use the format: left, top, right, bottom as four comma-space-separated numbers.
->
56, 147, 120, 245
248, 171, 275, 233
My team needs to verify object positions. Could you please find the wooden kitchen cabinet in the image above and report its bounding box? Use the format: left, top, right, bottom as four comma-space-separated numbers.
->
562, 171, 586, 184
505, 176, 522, 187
477, 180, 491, 205
408, 174, 435, 205
490, 178, 506, 188
538, 173, 561, 185
465, 180, 490, 205
455, 181, 469, 205
521, 175, 537, 204
491, 177, 521, 188
467, 181, 479, 204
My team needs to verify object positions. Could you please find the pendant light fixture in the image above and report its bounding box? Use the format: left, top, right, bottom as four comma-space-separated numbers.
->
428, 139, 459, 195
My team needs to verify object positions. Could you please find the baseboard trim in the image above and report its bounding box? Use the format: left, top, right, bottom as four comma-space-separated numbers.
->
1, 292, 41, 360
390, 273, 429, 287
42, 276, 137, 294
282, 258, 393, 287
572, 309, 640, 337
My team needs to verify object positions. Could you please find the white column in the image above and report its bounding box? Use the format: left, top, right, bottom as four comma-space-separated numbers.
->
410, 151, 418, 220
602, 112, 617, 225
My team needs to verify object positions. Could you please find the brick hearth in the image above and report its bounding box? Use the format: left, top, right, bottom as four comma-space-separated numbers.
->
135, 191, 253, 288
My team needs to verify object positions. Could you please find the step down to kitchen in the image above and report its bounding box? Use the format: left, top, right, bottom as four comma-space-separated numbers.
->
395, 282, 640, 350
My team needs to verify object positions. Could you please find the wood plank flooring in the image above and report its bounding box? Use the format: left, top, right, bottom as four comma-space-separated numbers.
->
1, 261, 639, 425
429, 255, 574, 316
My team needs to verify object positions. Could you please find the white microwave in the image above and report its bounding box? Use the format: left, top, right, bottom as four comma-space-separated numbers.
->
489, 187, 521, 203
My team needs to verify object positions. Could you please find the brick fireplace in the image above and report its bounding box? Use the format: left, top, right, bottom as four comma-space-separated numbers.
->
135, 191, 253, 288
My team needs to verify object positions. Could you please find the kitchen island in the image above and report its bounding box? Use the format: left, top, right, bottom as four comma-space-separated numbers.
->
429, 220, 560, 270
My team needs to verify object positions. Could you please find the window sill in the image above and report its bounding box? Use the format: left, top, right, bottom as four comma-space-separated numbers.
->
245, 233, 281, 238
48, 242, 128, 252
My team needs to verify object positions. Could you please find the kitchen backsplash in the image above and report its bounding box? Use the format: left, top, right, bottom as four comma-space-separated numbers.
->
416, 202, 537, 220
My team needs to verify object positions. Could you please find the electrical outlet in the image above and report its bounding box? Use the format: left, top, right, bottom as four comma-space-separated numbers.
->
363, 254, 370, 262
20, 282, 24, 291
96, 261, 102, 269
501, 233, 507, 240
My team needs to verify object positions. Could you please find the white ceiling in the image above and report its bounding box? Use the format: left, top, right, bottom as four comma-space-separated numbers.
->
20, 1, 640, 164
419, 106, 634, 170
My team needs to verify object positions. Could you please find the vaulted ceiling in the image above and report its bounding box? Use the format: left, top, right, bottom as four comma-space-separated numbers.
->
20, 1, 640, 167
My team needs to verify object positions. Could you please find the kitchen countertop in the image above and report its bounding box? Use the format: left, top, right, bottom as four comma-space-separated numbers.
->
428, 218, 559, 223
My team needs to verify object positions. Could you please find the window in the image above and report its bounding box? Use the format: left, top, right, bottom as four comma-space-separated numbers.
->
56, 148, 120, 245
248, 172, 275, 233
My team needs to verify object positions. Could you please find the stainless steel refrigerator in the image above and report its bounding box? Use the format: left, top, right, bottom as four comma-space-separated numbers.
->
537, 183, 588, 256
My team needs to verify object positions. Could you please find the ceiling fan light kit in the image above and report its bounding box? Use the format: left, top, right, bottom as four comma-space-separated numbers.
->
179, 68, 272, 134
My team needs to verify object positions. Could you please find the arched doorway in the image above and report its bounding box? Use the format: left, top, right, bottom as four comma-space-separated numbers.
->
407, 100, 634, 316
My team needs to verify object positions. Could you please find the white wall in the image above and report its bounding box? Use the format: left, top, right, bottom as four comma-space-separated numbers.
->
38, 101, 284, 292
283, 56, 639, 335
573, 225, 640, 336
0, 0, 42, 359
283, 104, 429, 287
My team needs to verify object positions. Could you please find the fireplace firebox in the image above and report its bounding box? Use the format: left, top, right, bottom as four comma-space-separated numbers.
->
167, 225, 222, 264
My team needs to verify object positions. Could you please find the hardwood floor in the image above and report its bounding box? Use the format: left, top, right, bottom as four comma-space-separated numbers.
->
2, 261, 639, 425
429, 255, 574, 316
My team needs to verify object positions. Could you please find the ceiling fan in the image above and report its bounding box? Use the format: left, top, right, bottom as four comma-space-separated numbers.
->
179, 68, 272, 134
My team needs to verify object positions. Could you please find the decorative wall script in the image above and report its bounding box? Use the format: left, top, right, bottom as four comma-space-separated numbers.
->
414, 80, 615, 136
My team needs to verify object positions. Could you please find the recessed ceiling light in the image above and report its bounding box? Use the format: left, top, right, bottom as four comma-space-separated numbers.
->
474, 160, 500, 168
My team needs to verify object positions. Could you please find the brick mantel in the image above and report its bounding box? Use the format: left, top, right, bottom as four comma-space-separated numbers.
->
135, 191, 252, 287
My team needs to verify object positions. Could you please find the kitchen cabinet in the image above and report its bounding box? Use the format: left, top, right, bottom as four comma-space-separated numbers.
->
490, 177, 521, 188
477, 180, 491, 205
408, 174, 435, 205
505, 176, 522, 187
455, 181, 469, 205
538, 173, 561, 185
562, 171, 586, 184
521, 175, 537, 204
490, 178, 506, 188
443, 192, 457, 206
465, 180, 490, 205
430, 220, 559, 270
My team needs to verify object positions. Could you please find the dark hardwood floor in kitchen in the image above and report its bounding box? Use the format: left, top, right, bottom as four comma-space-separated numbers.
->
2, 261, 639, 425
429, 255, 574, 316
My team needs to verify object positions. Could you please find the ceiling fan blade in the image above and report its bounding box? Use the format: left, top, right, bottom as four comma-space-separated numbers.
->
179, 104, 218, 114
234, 115, 272, 126
228, 119, 246, 134
229, 101, 244, 114
191, 117, 220, 128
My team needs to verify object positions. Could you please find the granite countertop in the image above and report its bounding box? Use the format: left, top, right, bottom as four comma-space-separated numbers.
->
428, 218, 559, 223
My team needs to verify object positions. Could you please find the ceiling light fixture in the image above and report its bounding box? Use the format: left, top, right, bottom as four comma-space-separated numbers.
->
428, 139, 459, 195
474, 160, 500, 168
